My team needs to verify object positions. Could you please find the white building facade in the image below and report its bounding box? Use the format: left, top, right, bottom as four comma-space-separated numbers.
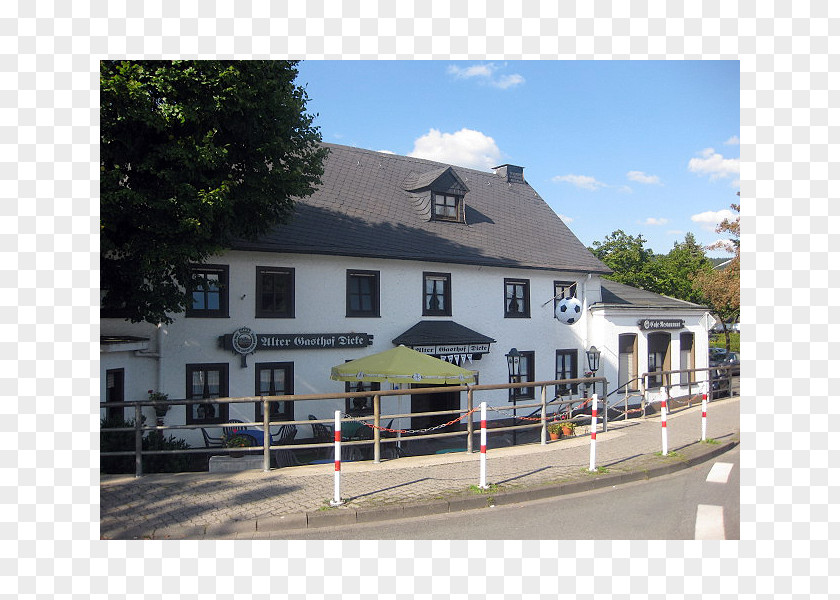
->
101, 143, 712, 446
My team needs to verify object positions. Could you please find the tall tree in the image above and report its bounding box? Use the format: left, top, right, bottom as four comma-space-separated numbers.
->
589, 230, 656, 289
693, 201, 741, 350
101, 60, 329, 324
657, 233, 713, 304
591, 230, 714, 303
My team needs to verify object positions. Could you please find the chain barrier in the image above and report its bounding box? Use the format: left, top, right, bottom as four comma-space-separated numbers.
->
341, 391, 692, 434
342, 406, 481, 435
487, 397, 593, 423
342, 397, 596, 435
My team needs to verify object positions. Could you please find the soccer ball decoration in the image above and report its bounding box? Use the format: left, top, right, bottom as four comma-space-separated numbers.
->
555, 296, 582, 324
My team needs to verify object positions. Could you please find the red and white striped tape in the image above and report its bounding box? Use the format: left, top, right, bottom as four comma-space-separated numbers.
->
701, 393, 708, 441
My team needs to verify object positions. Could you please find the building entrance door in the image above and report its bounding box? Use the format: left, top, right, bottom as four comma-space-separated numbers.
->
410, 385, 461, 432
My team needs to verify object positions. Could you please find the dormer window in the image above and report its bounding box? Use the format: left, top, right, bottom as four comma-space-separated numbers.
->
404, 166, 469, 224
433, 192, 463, 222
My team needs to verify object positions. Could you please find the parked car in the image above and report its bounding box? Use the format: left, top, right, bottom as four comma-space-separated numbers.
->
709, 368, 732, 399
709, 347, 727, 364
721, 352, 740, 376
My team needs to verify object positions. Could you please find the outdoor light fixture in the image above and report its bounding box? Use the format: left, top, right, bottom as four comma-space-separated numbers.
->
506, 347, 524, 446
506, 347, 522, 382
586, 346, 601, 374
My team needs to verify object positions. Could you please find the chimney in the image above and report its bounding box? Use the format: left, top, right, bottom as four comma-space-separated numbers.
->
493, 164, 525, 184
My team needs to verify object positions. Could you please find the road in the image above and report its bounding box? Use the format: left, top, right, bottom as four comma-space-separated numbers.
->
273, 444, 740, 540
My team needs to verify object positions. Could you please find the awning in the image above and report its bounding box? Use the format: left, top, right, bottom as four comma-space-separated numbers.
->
330, 345, 476, 384
100, 335, 151, 353
391, 321, 496, 365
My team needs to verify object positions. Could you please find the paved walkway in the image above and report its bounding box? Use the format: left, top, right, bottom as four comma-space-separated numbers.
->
100, 396, 739, 539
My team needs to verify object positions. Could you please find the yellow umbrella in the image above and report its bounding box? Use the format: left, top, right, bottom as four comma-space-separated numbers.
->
330, 345, 476, 385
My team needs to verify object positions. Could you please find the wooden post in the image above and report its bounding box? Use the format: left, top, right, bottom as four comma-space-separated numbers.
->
263, 398, 271, 472
373, 394, 381, 463
466, 388, 474, 453
540, 385, 547, 445
134, 402, 143, 478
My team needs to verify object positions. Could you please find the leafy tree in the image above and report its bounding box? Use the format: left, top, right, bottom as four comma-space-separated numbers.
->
589, 230, 655, 289
590, 230, 714, 304
657, 233, 713, 304
101, 60, 329, 324
693, 202, 741, 351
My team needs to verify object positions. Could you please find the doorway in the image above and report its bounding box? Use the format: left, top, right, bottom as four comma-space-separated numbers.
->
105, 369, 125, 421
647, 332, 671, 388
410, 385, 461, 432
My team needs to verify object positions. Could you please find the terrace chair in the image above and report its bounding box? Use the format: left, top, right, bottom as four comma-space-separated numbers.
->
309, 415, 334, 459
200, 427, 225, 448
379, 419, 400, 460
271, 423, 300, 468
345, 421, 373, 461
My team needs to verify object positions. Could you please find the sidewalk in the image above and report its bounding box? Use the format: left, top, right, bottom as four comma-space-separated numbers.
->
100, 396, 739, 540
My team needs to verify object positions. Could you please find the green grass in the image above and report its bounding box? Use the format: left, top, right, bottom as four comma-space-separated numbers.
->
469, 483, 498, 494
656, 451, 685, 459
581, 466, 609, 475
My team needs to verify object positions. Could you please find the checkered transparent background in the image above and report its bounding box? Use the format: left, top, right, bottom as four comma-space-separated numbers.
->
3, 0, 836, 597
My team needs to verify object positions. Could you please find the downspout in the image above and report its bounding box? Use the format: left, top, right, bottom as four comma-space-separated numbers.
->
133, 323, 164, 392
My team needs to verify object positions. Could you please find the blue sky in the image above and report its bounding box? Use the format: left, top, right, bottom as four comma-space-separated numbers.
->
295, 60, 740, 258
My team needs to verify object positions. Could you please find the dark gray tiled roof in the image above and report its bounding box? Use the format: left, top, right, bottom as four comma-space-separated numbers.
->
232, 143, 611, 274
595, 279, 708, 310
392, 321, 496, 346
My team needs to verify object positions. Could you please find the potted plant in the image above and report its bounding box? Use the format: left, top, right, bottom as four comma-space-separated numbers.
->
560, 420, 576, 437
224, 433, 252, 458
148, 390, 169, 419
547, 422, 564, 440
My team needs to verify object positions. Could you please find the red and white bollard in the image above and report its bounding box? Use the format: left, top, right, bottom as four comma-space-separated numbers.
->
701, 393, 708, 441
588, 394, 599, 472
660, 387, 668, 455
329, 410, 344, 506
479, 401, 489, 489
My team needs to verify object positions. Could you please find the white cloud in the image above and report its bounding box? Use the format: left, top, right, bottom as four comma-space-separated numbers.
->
408, 128, 502, 170
495, 74, 525, 89
691, 209, 737, 232
551, 174, 608, 191
667, 229, 684, 236
448, 64, 494, 79
556, 213, 574, 224
724, 136, 740, 145
688, 147, 740, 180
376, 149, 395, 154
627, 171, 662, 185
447, 63, 525, 89
644, 217, 668, 226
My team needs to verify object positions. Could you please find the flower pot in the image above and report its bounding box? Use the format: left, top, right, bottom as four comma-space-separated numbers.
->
549, 431, 561, 440
561, 426, 574, 436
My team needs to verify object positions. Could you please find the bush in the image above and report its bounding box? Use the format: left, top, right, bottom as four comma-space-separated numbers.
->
100, 416, 192, 474
709, 332, 739, 352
